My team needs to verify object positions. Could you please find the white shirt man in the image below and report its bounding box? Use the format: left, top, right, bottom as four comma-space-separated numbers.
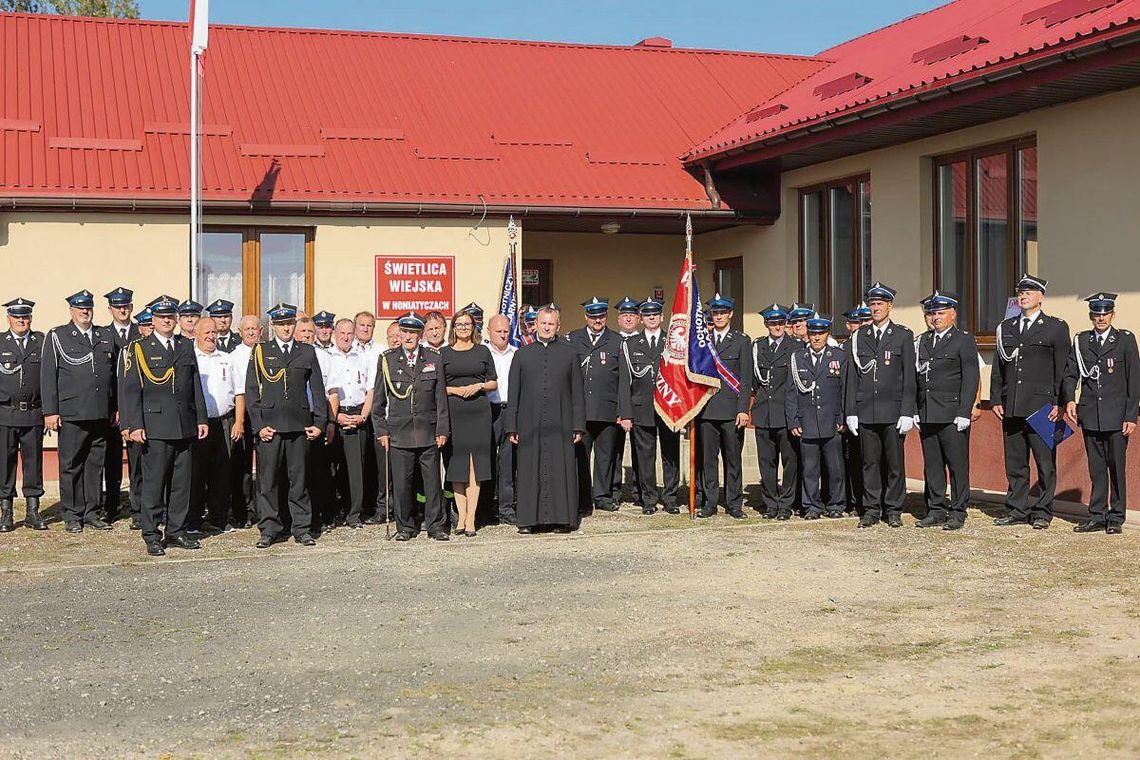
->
327, 343, 375, 410
196, 344, 241, 418
487, 341, 516, 405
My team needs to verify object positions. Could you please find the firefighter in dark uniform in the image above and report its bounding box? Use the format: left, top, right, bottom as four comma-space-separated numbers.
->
245, 303, 328, 548
102, 286, 137, 522
786, 314, 847, 519
568, 297, 631, 513
787, 303, 814, 343
177, 299, 204, 342
750, 303, 803, 520
840, 303, 872, 513
618, 297, 679, 514
1063, 292, 1139, 534
991, 274, 1070, 529
207, 299, 240, 352
845, 283, 916, 529
612, 296, 642, 505
914, 291, 979, 530
41, 290, 118, 533
371, 313, 450, 541
119, 295, 208, 556
0, 298, 47, 532
123, 306, 153, 529
698, 294, 753, 518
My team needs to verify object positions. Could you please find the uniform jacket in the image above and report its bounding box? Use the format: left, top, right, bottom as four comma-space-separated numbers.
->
217, 331, 241, 354
703, 329, 753, 421
244, 340, 328, 433
371, 346, 449, 448
40, 322, 117, 421
1062, 327, 1140, 431
568, 327, 630, 422
617, 331, 663, 426
750, 334, 802, 429
844, 320, 917, 423
785, 346, 848, 439
119, 334, 207, 439
108, 322, 141, 350
915, 327, 980, 424
990, 312, 1070, 417
0, 330, 44, 426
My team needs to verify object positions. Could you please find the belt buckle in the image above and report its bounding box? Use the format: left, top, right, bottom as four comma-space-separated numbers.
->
17, 401, 28, 412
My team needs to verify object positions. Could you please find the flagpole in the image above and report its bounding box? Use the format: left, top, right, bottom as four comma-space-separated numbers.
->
685, 213, 697, 520
189, 47, 199, 298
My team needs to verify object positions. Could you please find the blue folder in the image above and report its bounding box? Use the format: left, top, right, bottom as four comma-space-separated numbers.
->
1026, 403, 1074, 450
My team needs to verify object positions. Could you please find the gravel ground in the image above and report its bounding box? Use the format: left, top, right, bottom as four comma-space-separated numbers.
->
1, 497, 1139, 759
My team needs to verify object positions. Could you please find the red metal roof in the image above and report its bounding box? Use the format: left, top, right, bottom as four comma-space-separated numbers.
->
0, 13, 826, 210
685, 0, 1140, 163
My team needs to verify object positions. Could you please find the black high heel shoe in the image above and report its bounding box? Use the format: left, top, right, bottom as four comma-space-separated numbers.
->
464, 529, 477, 538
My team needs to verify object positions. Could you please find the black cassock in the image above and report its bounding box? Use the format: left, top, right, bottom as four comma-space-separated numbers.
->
505, 338, 586, 528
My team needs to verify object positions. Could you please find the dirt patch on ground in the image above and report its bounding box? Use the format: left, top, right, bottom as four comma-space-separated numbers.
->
1, 498, 1137, 759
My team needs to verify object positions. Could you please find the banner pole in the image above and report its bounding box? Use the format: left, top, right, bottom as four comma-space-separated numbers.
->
688, 421, 697, 520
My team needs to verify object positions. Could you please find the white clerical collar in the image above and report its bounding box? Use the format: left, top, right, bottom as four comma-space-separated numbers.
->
539, 338, 553, 346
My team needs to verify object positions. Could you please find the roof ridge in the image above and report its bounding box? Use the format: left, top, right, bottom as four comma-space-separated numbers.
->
0, 11, 825, 62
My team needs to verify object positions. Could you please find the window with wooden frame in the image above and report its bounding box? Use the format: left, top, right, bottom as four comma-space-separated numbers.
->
933, 137, 1036, 340
198, 227, 315, 319
799, 175, 872, 334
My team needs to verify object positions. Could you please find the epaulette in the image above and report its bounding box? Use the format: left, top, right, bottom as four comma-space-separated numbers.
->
381, 347, 396, 356
1121, 330, 1133, 337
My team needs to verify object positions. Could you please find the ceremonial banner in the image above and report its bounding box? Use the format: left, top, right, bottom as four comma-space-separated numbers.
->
654, 250, 739, 431
496, 253, 522, 348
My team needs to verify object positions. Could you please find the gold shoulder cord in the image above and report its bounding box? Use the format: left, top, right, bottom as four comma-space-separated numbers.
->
254, 343, 288, 398
381, 352, 414, 401
133, 341, 175, 394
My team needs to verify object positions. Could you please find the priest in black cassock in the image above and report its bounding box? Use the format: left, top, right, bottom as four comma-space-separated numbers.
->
506, 305, 586, 533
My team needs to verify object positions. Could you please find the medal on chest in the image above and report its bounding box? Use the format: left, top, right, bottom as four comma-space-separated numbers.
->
884, 349, 891, 366
600, 352, 606, 366
1108, 358, 1115, 374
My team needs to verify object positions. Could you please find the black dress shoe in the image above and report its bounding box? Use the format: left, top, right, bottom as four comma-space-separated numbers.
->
83, 518, 113, 531
65, 521, 83, 533
1073, 521, 1105, 533
858, 515, 879, 529
1031, 519, 1050, 530
255, 534, 276, 549
943, 521, 964, 531
825, 510, 844, 519
664, 506, 680, 515
993, 515, 1028, 526
1106, 524, 1123, 535
165, 534, 202, 550
887, 516, 903, 528
916, 514, 945, 528
500, 513, 518, 525
595, 503, 619, 513
346, 521, 364, 530
129, 518, 142, 531
803, 513, 822, 521
697, 508, 716, 518
761, 512, 776, 520
554, 526, 572, 533
145, 543, 165, 557
726, 510, 746, 520
776, 513, 791, 521
641, 507, 657, 515
394, 531, 413, 541
517, 526, 534, 534
295, 533, 317, 546
428, 530, 450, 541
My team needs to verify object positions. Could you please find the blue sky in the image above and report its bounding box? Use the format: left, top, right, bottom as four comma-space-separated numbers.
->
142, 0, 946, 55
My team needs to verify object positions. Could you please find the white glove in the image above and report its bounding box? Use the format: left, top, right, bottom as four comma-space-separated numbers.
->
845, 416, 859, 436
896, 415, 914, 435
955, 416, 971, 432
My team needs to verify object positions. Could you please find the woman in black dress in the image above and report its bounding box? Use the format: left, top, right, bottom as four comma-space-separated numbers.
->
441, 310, 497, 536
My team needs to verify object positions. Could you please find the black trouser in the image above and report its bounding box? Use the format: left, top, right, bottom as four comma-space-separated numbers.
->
0, 423, 44, 499
490, 403, 516, 520
126, 440, 143, 521
229, 418, 255, 526
698, 418, 744, 513
800, 435, 844, 515
103, 420, 125, 513
256, 431, 312, 539
307, 434, 335, 528
191, 414, 235, 528
611, 426, 640, 505
58, 418, 108, 524
390, 445, 444, 535
1002, 416, 1056, 522
578, 420, 618, 510
859, 422, 906, 519
140, 437, 194, 546
1083, 429, 1128, 526
755, 426, 798, 517
633, 418, 680, 510
335, 405, 369, 525
842, 431, 864, 512
920, 422, 970, 523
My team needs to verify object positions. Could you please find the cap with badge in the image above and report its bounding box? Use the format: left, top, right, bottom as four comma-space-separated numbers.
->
614, 297, 640, 314
581, 297, 609, 317
134, 307, 154, 326
921, 290, 959, 313
1085, 292, 1117, 314
178, 299, 204, 316
865, 282, 897, 302
206, 299, 234, 316
312, 310, 336, 327
787, 302, 814, 321
523, 307, 538, 322
844, 302, 872, 322
266, 303, 298, 323
806, 313, 833, 333
4, 298, 34, 317
149, 294, 179, 316
707, 293, 734, 312
638, 298, 663, 316
397, 312, 425, 331
104, 287, 134, 306
1015, 273, 1048, 293
460, 302, 484, 319
66, 290, 95, 309
760, 303, 788, 323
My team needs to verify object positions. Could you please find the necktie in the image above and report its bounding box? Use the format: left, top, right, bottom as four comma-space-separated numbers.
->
716, 333, 723, 349
932, 334, 940, 351
875, 327, 883, 342
120, 328, 127, 342
650, 336, 657, 351
1098, 333, 1105, 349
282, 343, 291, 360
1021, 317, 1030, 335
813, 352, 821, 367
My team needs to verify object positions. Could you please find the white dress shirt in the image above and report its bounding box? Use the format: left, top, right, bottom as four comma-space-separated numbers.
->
195, 346, 240, 418
328, 345, 376, 408
487, 343, 516, 404
230, 342, 253, 394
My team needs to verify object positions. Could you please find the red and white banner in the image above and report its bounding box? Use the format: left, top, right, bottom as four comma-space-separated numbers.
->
374, 255, 456, 318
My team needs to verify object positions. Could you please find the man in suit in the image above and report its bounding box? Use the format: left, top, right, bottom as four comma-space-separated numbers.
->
611, 297, 642, 506
0, 298, 47, 531
207, 299, 240, 353
786, 314, 847, 519
101, 286, 137, 522
991, 274, 1070, 529
618, 298, 678, 515
371, 313, 450, 542
568, 297, 631, 513
41, 290, 118, 533
840, 303, 872, 514
245, 303, 328, 548
845, 283, 916, 529
914, 292, 980, 530
749, 304, 803, 520
120, 295, 209, 556
1063, 293, 1139, 534
697, 294, 753, 518
120, 306, 153, 530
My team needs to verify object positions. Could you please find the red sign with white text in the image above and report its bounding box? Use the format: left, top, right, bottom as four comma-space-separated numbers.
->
375, 255, 456, 318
